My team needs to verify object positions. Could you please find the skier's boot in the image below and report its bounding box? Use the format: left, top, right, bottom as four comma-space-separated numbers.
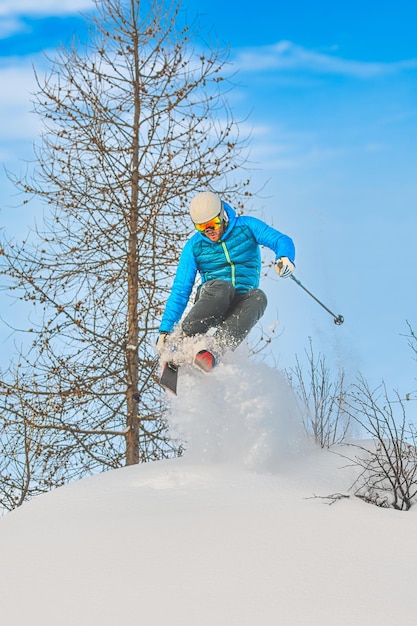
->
194, 350, 217, 372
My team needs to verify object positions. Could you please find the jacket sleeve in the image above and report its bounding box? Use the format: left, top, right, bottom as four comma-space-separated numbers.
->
244, 216, 295, 262
159, 240, 198, 333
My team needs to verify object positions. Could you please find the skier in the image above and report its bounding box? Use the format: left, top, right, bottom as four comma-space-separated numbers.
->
157, 191, 295, 373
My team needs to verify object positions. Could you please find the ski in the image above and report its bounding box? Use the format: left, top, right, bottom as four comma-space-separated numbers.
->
160, 350, 217, 395
160, 361, 179, 394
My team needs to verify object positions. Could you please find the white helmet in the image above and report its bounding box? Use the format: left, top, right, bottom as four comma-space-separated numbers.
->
190, 191, 223, 224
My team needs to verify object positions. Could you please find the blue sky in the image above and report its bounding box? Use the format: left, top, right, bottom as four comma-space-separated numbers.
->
1, 0, 417, 397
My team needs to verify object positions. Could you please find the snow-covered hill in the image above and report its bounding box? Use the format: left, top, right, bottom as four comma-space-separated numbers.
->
1, 351, 416, 625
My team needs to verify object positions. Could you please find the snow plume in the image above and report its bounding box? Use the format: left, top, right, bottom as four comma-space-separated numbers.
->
165, 344, 306, 472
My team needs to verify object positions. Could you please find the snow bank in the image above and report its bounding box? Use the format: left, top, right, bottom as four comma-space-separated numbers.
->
1, 352, 417, 626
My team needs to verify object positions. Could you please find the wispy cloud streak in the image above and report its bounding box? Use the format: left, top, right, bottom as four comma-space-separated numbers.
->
0, 0, 94, 18
235, 40, 417, 78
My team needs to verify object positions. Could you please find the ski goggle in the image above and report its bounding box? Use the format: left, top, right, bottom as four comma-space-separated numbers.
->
194, 215, 222, 232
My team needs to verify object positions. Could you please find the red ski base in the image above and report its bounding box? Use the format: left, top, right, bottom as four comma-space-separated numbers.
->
194, 350, 216, 372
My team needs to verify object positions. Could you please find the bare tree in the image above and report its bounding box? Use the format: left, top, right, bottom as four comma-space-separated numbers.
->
405, 321, 417, 357
0, 0, 252, 508
343, 376, 417, 511
404, 322, 417, 400
286, 339, 350, 448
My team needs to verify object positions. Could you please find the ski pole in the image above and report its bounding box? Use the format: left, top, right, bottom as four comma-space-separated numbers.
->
290, 274, 344, 325
133, 356, 160, 402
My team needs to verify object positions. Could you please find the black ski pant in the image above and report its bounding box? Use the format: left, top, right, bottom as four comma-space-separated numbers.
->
181, 279, 267, 351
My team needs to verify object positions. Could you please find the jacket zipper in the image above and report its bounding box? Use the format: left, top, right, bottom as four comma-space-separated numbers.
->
221, 241, 236, 286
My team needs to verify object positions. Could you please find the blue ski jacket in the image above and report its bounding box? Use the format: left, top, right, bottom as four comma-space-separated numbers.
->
159, 202, 295, 333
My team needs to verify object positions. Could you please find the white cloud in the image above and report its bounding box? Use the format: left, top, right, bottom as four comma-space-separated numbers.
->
0, 16, 30, 38
235, 40, 417, 78
0, 0, 94, 17
0, 61, 42, 144
0, 0, 96, 40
